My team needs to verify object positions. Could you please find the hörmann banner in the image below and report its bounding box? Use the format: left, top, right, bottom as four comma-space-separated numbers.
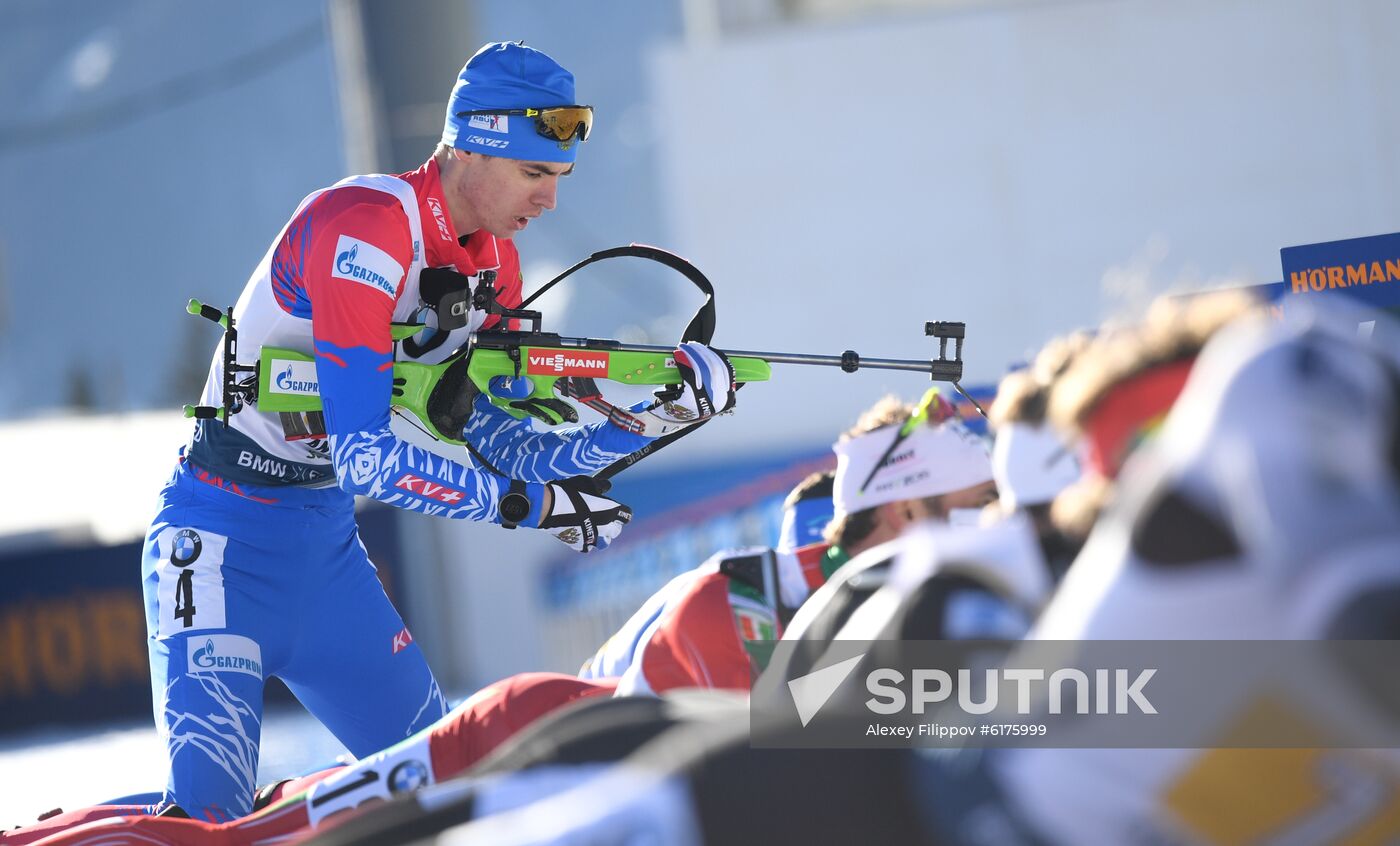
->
1280, 231, 1400, 319
0, 505, 408, 733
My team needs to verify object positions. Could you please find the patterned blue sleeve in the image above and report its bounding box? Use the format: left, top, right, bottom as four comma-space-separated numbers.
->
330, 425, 517, 520
313, 339, 546, 523
319, 342, 547, 523
462, 394, 652, 482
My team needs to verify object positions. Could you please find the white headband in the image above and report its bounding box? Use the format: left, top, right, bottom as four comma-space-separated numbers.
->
992, 422, 1082, 511
833, 422, 993, 516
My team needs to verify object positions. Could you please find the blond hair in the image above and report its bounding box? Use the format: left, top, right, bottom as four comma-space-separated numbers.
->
989, 331, 1095, 429
1046, 289, 1262, 537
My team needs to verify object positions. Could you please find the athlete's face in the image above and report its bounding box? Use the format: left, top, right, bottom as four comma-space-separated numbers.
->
449, 151, 572, 240
873, 479, 1001, 542
936, 480, 1000, 514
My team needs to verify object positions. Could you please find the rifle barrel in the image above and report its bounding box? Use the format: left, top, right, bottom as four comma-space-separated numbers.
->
553, 338, 962, 379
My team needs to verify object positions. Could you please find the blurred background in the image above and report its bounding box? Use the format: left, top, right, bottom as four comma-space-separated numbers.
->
2, 0, 1398, 818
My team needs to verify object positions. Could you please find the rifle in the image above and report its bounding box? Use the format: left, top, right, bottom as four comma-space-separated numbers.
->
185, 245, 975, 481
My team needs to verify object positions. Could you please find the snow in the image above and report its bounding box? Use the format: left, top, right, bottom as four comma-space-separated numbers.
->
0, 706, 346, 826
0, 411, 191, 546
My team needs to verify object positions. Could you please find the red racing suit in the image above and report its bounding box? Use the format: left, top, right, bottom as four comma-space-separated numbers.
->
7, 673, 616, 846
580, 543, 833, 695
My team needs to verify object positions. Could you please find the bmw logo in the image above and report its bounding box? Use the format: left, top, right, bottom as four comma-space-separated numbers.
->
171, 529, 202, 566
387, 759, 429, 794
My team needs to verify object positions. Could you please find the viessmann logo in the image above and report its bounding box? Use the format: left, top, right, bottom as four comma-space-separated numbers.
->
525, 351, 610, 376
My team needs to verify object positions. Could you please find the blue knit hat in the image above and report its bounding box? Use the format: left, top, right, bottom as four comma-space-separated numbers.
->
778, 494, 836, 552
442, 42, 583, 163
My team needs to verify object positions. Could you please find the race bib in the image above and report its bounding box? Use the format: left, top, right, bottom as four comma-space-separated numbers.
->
154, 526, 228, 636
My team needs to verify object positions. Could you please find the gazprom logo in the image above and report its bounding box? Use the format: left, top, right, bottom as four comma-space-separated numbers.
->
189, 634, 263, 678
336, 242, 362, 276
331, 235, 403, 299
273, 360, 319, 395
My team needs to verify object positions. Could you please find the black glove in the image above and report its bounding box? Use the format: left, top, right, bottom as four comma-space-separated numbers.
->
488, 376, 579, 425
538, 476, 632, 553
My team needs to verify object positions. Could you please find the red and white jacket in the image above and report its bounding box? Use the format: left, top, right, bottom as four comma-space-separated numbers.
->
184, 158, 646, 516
580, 543, 830, 696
